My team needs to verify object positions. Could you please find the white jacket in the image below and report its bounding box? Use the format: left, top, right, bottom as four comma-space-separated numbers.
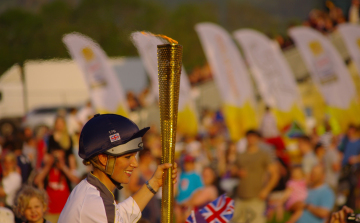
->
58, 173, 141, 223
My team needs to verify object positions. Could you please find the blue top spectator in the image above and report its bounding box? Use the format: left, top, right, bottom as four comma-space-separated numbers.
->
298, 165, 335, 223
176, 155, 204, 204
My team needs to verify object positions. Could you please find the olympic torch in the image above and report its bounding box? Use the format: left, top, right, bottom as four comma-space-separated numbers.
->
158, 42, 182, 223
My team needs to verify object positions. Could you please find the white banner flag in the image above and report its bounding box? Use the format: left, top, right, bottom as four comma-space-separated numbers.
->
195, 23, 257, 140
234, 29, 301, 111
63, 33, 128, 116
234, 29, 304, 129
338, 23, 360, 77
289, 27, 360, 131
131, 32, 198, 135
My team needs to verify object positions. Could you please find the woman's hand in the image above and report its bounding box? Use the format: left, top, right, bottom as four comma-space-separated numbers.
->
330, 206, 353, 223
148, 162, 178, 192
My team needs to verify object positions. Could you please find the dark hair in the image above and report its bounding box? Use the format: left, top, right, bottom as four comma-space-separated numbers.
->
298, 135, 311, 143
245, 129, 262, 137
314, 143, 324, 153
139, 149, 152, 159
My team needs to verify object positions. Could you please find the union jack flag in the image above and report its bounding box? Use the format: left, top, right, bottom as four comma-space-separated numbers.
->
186, 194, 234, 223
109, 133, 120, 142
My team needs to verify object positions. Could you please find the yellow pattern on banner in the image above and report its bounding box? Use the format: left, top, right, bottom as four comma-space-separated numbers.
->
177, 104, 198, 137
224, 101, 257, 142
97, 104, 128, 117
274, 104, 306, 132
327, 99, 360, 134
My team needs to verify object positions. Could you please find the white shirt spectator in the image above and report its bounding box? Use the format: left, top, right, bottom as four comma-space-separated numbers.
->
2, 172, 22, 206
349, 3, 359, 24
0, 207, 14, 223
260, 112, 280, 138
67, 113, 81, 136
77, 105, 95, 125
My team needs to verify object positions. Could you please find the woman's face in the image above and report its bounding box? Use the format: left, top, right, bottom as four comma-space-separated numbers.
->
202, 167, 215, 186
111, 152, 139, 184
3, 156, 15, 172
54, 118, 66, 132
24, 197, 46, 223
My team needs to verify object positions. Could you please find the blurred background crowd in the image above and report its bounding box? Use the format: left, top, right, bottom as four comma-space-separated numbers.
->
0, 102, 359, 223
0, 0, 360, 223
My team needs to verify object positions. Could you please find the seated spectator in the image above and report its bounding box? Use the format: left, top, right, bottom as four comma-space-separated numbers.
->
297, 164, 335, 223
14, 186, 51, 223
0, 153, 22, 208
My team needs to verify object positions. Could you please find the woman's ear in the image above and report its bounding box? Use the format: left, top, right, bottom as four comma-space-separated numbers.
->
97, 154, 108, 167
43, 204, 47, 213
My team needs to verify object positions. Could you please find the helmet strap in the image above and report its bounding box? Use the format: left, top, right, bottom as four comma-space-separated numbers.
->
90, 155, 123, 190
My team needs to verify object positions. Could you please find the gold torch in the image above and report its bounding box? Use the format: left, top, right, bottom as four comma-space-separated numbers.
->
158, 41, 182, 223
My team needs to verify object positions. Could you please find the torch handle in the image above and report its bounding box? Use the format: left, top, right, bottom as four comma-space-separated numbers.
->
158, 44, 182, 223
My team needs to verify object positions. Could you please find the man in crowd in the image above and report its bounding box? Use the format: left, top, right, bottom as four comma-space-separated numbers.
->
298, 164, 335, 223
298, 135, 318, 179
338, 124, 360, 208
231, 130, 279, 223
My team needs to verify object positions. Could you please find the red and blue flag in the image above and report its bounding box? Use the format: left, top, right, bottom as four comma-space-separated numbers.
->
186, 194, 234, 223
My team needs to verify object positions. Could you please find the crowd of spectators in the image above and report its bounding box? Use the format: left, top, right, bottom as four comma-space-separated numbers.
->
0, 102, 359, 223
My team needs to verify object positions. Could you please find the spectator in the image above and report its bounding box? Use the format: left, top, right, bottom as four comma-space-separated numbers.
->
176, 155, 203, 205
13, 146, 32, 184
298, 135, 319, 179
324, 137, 341, 191
33, 148, 79, 223
330, 205, 353, 223
185, 166, 220, 209
35, 126, 48, 171
349, 0, 360, 24
0, 153, 22, 208
14, 186, 51, 223
77, 101, 95, 125
314, 143, 326, 163
338, 124, 360, 208
0, 207, 15, 223
128, 149, 159, 223
67, 108, 81, 136
297, 164, 335, 223
260, 106, 280, 139
231, 130, 279, 223
339, 125, 360, 167
48, 116, 76, 171
277, 165, 308, 223
22, 138, 36, 168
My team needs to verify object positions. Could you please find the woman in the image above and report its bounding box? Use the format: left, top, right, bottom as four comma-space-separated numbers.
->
48, 116, 74, 163
0, 153, 22, 208
58, 114, 178, 223
34, 116, 80, 223
186, 166, 220, 209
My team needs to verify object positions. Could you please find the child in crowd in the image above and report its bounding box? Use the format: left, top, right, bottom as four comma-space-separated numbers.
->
14, 186, 51, 223
277, 165, 308, 223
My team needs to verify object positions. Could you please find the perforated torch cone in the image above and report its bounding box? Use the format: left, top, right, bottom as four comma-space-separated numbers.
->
158, 43, 182, 223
